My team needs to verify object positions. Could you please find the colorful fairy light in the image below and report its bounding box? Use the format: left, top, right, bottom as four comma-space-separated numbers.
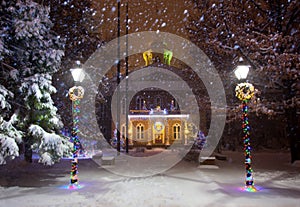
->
68, 86, 84, 188
242, 100, 256, 191
235, 83, 257, 192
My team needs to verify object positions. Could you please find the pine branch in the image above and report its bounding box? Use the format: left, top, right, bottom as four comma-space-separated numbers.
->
1, 62, 17, 71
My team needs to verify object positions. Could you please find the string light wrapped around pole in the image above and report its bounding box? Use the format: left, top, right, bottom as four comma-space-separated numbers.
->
68, 63, 85, 189
69, 86, 84, 188
234, 62, 257, 192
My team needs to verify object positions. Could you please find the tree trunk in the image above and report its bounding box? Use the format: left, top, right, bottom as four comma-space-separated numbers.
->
286, 107, 299, 163
284, 80, 300, 163
24, 137, 33, 163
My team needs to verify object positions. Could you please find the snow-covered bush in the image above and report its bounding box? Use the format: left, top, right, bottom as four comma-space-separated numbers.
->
29, 125, 72, 165
0, 136, 19, 165
0, 85, 22, 164
0, 114, 23, 165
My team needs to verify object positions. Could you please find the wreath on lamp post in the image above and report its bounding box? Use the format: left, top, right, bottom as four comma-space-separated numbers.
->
235, 82, 255, 101
69, 86, 85, 101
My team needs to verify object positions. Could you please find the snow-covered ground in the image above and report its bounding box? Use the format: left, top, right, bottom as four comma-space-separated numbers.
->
0, 150, 299, 207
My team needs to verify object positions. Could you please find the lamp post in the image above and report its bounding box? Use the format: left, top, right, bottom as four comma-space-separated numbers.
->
68, 61, 85, 188
234, 63, 257, 192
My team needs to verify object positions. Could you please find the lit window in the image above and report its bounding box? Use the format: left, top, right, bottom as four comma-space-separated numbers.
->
173, 124, 181, 140
136, 123, 144, 139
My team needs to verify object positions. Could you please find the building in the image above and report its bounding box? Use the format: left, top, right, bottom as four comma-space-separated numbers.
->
123, 88, 191, 148
96, 66, 209, 149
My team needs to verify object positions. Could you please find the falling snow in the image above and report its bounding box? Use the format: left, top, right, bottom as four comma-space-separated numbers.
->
0, 0, 299, 206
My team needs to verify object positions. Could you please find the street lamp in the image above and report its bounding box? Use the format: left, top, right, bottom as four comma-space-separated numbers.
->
68, 61, 85, 189
234, 63, 257, 192
234, 65, 250, 80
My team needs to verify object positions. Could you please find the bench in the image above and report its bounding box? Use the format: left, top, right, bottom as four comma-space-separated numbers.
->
92, 152, 103, 159
215, 153, 227, 161
101, 156, 115, 165
199, 156, 216, 165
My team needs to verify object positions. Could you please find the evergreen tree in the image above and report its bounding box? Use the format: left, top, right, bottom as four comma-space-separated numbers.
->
0, 3, 23, 164
39, 0, 104, 129
0, 0, 72, 164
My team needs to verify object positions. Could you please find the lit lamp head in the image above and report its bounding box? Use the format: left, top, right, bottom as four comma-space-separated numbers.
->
70, 61, 85, 83
234, 65, 250, 80
69, 61, 85, 101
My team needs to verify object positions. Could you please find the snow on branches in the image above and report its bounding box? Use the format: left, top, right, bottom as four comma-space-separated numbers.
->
1, 0, 67, 164
1, 0, 65, 77
20, 73, 63, 131
0, 85, 13, 111
188, 0, 299, 110
0, 85, 22, 164
29, 125, 72, 166
0, 114, 23, 165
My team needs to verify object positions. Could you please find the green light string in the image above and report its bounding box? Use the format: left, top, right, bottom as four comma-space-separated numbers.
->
70, 99, 81, 186
242, 100, 256, 191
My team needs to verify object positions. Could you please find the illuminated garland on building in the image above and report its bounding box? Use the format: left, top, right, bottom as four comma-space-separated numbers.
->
236, 83, 257, 192
69, 86, 84, 188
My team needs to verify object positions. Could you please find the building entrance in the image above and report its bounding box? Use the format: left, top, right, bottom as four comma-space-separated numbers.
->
154, 133, 164, 144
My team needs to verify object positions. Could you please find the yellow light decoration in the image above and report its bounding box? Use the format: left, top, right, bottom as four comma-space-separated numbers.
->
69, 86, 85, 101
143, 49, 153, 66
235, 82, 255, 101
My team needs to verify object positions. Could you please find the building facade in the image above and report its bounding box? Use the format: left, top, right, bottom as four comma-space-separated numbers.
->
126, 106, 190, 148
119, 88, 191, 148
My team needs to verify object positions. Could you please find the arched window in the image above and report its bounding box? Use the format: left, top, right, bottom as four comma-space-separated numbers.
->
173, 124, 181, 140
170, 99, 179, 111
136, 96, 144, 110
155, 96, 161, 108
136, 123, 144, 140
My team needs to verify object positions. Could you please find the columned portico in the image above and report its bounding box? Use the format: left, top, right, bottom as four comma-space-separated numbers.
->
127, 108, 189, 148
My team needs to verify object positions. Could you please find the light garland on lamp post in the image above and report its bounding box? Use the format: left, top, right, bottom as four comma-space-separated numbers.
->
69, 86, 84, 188
234, 62, 257, 192
68, 63, 85, 189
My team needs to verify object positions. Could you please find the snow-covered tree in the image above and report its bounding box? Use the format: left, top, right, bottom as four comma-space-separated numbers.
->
0, 85, 22, 164
188, 0, 299, 161
0, 0, 72, 164
19, 74, 72, 164
35, 0, 104, 129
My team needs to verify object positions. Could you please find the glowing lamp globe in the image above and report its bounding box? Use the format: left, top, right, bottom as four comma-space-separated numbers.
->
234, 65, 250, 80
70, 68, 85, 82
